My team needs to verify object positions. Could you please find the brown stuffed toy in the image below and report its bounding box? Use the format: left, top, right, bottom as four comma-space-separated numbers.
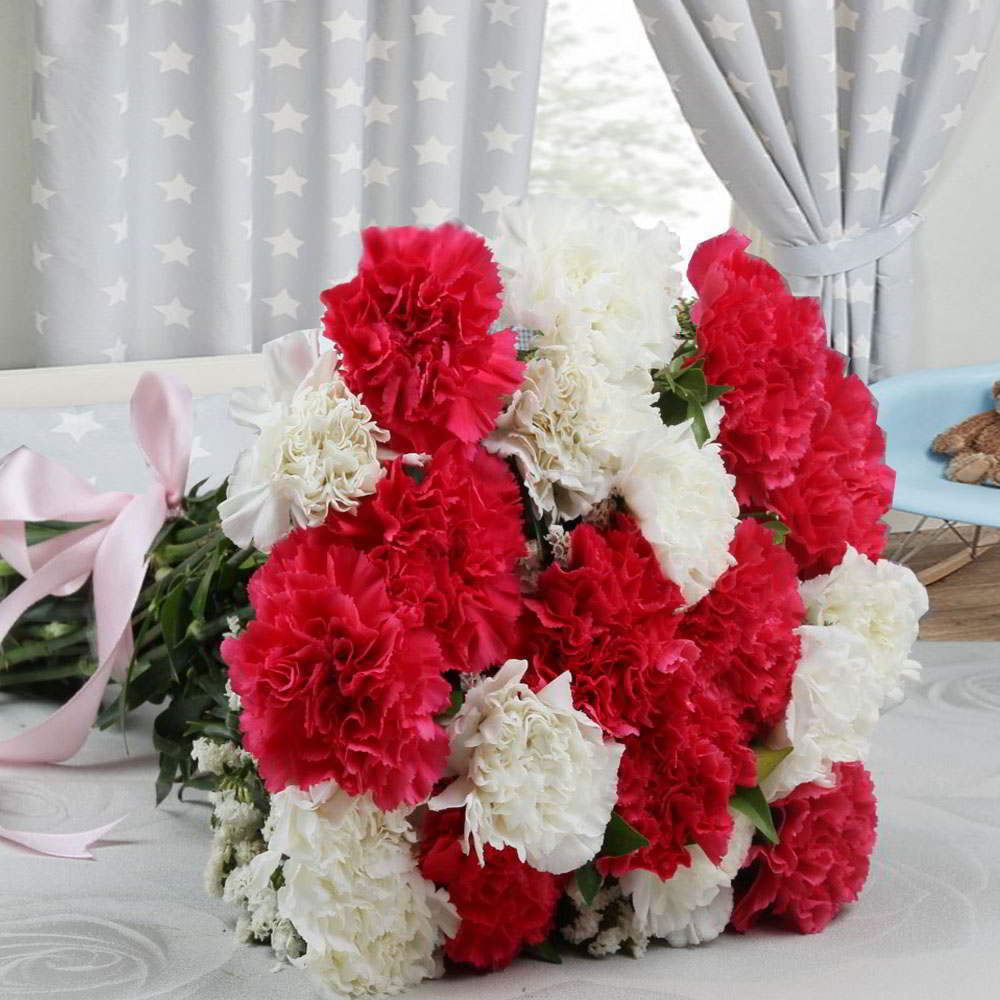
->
932, 380, 1000, 486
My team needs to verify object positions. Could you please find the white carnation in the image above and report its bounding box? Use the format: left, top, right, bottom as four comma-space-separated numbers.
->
219, 329, 389, 552
495, 196, 683, 383
763, 624, 883, 801
485, 349, 651, 520
799, 546, 928, 708
621, 812, 754, 947
614, 415, 739, 606
429, 660, 624, 875
265, 782, 457, 999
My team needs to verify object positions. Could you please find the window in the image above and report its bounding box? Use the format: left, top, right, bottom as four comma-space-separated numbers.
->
531, 0, 731, 267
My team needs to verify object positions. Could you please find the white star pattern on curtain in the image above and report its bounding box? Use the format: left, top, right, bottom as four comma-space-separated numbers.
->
28, 1, 546, 367
635, 0, 1000, 380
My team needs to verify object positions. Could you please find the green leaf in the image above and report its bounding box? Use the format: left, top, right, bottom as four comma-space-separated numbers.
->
191, 553, 219, 621
185, 721, 240, 743
575, 861, 602, 905
524, 937, 562, 964
435, 687, 464, 723
158, 586, 189, 649
676, 365, 707, 399
753, 745, 793, 785
768, 520, 790, 545
757, 516, 790, 546
657, 391, 689, 427
602, 811, 650, 857
730, 785, 779, 845
743, 511, 790, 546
689, 403, 710, 448
704, 384, 733, 404
155, 753, 179, 805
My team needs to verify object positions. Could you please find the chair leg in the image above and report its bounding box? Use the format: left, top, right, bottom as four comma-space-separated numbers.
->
896, 519, 955, 567
890, 515, 929, 563
897, 520, 999, 586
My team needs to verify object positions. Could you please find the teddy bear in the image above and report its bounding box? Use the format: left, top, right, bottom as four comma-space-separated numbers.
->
931, 380, 1000, 486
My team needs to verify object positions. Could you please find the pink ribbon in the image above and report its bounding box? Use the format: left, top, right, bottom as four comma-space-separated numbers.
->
0, 372, 192, 857
0, 817, 124, 860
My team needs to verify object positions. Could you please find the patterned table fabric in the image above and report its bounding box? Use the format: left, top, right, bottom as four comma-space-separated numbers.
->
2, 401, 1000, 998
1, 640, 999, 1000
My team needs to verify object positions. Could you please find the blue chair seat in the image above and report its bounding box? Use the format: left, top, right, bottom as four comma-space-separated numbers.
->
871, 362, 1000, 530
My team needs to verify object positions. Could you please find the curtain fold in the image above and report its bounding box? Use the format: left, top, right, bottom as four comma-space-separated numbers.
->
636, 0, 999, 380
28, 0, 546, 368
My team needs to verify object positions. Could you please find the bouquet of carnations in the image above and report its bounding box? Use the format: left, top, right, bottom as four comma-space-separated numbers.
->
186, 198, 928, 998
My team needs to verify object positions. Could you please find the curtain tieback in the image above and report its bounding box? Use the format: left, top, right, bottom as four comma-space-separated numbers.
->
767, 212, 923, 278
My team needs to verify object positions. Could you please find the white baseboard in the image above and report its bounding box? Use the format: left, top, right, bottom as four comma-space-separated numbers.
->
0, 354, 265, 408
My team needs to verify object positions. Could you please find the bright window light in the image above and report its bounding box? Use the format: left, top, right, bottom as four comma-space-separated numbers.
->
530, 0, 732, 265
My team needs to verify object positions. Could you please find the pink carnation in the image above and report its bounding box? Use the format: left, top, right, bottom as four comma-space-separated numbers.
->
419, 808, 567, 971
222, 529, 450, 809
321, 223, 523, 454
769, 351, 895, 578
730, 762, 878, 934
521, 514, 697, 739
679, 518, 803, 739
323, 441, 526, 674
600, 686, 756, 881
688, 230, 829, 506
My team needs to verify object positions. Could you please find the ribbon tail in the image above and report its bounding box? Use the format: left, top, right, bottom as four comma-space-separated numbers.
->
0, 529, 105, 640
0, 816, 124, 860
0, 521, 108, 597
0, 656, 115, 763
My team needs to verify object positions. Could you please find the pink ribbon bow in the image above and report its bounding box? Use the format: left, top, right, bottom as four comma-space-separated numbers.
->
0, 372, 192, 857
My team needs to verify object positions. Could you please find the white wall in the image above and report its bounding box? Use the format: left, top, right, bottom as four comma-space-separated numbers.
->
0, 1, 33, 370
914, 24, 1000, 372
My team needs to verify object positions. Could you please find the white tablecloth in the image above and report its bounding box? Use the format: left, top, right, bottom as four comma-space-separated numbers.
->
2, 640, 999, 1000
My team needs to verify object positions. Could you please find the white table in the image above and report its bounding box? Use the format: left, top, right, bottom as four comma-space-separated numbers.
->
2, 640, 999, 1000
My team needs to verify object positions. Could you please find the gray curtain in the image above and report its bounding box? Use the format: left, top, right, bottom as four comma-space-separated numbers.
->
635, 0, 999, 380
28, 0, 546, 368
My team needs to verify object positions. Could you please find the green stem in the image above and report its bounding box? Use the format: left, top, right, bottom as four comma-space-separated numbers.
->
135, 622, 163, 651
225, 545, 255, 569
172, 523, 219, 544
158, 538, 213, 564
0, 661, 92, 687
1, 628, 92, 666
141, 606, 250, 664
137, 544, 214, 607
17, 600, 93, 623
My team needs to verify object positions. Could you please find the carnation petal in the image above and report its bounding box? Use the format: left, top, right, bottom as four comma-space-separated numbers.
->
431, 657, 624, 875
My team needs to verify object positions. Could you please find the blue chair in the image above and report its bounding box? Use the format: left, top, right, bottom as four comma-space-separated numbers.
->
872, 362, 1000, 584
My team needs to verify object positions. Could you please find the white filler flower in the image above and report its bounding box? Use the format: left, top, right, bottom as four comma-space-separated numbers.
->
495, 196, 683, 383
485, 348, 653, 521
219, 329, 389, 552
257, 781, 457, 999
614, 414, 739, 606
800, 546, 929, 709
621, 812, 754, 947
763, 624, 883, 802
429, 659, 624, 875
